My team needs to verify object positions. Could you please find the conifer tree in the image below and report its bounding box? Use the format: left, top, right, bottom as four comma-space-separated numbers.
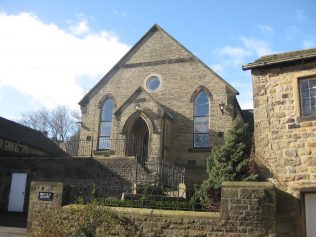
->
195, 118, 257, 207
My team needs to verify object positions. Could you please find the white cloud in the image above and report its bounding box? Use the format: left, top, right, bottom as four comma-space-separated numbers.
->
213, 46, 251, 68
69, 19, 90, 36
303, 39, 316, 49
239, 100, 253, 110
257, 25, 273, 36
211, 64, 224, 74
214, 46, 250, 58
0, 12, 130, 110
241, 36, 273, 56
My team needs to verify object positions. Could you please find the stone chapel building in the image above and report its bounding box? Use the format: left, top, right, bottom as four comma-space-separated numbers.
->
78, 24, 243, 184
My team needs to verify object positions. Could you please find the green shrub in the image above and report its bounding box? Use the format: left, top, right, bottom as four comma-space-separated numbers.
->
34, 200, 140, 237
194, 118, 258, 208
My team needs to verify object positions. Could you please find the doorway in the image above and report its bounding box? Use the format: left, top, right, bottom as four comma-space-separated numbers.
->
305, 193, 316, 237
128, 117, 149, 166
8, 173, 27, 212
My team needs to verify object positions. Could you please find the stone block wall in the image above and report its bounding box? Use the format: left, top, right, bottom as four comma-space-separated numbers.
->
251, 60, 316, 236
0, 156, 151, 212
27, 181, 63, 236
28, 181, 276, 237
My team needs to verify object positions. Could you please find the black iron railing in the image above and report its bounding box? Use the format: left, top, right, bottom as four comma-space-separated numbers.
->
74, 185, 220, 212
61, 138, 186, 190
159, 160, 185, 188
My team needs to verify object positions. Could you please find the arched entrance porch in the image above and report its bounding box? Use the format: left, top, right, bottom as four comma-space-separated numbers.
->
126, 116, 150, 166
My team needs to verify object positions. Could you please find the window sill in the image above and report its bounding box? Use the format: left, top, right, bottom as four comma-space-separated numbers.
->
297, 115, 316, 123
188, 147, 212, 153
93, 150, 114, 156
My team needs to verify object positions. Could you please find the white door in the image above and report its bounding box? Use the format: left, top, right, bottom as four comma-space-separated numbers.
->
8, 173, 27, 212
305, 193, 316, 237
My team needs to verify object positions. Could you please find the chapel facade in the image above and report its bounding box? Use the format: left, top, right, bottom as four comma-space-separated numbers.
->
78, 24, 243, 184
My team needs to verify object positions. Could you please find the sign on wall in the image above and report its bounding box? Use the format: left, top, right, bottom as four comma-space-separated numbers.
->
38, 192, 54, 201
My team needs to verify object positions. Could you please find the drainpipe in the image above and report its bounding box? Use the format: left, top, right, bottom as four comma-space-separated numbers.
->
161, 113, 166, 161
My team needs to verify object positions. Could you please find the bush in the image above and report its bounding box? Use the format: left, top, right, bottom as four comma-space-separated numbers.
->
34, 200, 141, 237
194, 118, 258, 208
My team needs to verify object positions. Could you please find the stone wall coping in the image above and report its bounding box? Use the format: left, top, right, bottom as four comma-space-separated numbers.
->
31, 181, 64, 186
222, 181, 274, 189
0, 156, 135, 161
65, 205, 220, 219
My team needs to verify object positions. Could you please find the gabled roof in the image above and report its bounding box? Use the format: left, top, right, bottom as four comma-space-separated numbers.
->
79, 24, 239, 107
242, 48, 316, 70
114, 86, 173, 120
0, 116, 68, 156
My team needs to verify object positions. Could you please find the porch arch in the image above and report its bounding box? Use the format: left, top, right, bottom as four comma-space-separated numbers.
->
121, 111, 158, 135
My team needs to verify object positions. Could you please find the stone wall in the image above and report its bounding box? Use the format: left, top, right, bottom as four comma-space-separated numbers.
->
28, 181, 276, 237
251, 60, 316, 236
0, 156, 151, 212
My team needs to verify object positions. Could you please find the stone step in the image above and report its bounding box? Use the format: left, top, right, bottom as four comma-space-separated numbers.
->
0, 227, 26, 237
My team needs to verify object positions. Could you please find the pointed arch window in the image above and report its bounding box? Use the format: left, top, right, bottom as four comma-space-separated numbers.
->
98, 99, 113, 150
194, 91, 209, 148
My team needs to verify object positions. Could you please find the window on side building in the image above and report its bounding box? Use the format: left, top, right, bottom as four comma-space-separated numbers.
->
98, 99, 113, 150
194, 91, 210, 148
300, 78, 316, 117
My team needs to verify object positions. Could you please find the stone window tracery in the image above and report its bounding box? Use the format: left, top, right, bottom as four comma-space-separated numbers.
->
98, 99, 113, 149
193, 91, 210, 148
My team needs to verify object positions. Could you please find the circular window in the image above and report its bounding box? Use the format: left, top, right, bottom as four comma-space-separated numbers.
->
146, 76, 160, 91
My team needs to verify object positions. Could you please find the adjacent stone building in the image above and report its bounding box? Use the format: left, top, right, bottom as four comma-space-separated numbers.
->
243, 48, 316, 237
0, 116, 68, 157
78, 24, 243, 185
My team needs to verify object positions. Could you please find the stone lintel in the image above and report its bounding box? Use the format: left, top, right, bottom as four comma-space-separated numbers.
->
222, 181, 275, 189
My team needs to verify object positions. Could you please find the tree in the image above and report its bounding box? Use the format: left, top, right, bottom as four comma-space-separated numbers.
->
194, 118, 257, 207
19, 105, 81, 142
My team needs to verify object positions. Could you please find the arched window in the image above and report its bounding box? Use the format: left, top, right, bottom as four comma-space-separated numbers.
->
98, 99, 113, 150
194, 91, 209, 148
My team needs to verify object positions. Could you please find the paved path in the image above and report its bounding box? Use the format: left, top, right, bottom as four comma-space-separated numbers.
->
0, 212, 27, 237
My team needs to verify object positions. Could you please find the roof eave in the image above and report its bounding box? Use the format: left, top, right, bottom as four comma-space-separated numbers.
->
242, 54, 316, 71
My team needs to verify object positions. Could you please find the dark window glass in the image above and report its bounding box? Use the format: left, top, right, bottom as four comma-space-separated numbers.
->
147, 76, 160, 90
194, 134, 209, 148
100, 122, 112, 136
98, 137, 110, 150
194, 117, 209, 133
195, 92, 209, 104
193, 91, 209, 148
195, 104, 209, 116
300, 78, 316, 117
98, 99, 113, 150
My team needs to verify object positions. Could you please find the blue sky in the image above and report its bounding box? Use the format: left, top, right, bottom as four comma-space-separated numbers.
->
0, 0, 315, 120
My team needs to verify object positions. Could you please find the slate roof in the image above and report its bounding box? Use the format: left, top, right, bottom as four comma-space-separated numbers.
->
242, 48, 316, 70
0, 116, 68, 156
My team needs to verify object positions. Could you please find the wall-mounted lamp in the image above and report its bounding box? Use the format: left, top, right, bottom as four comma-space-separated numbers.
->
219, 102, 225, 115
135, 102, 141, 110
